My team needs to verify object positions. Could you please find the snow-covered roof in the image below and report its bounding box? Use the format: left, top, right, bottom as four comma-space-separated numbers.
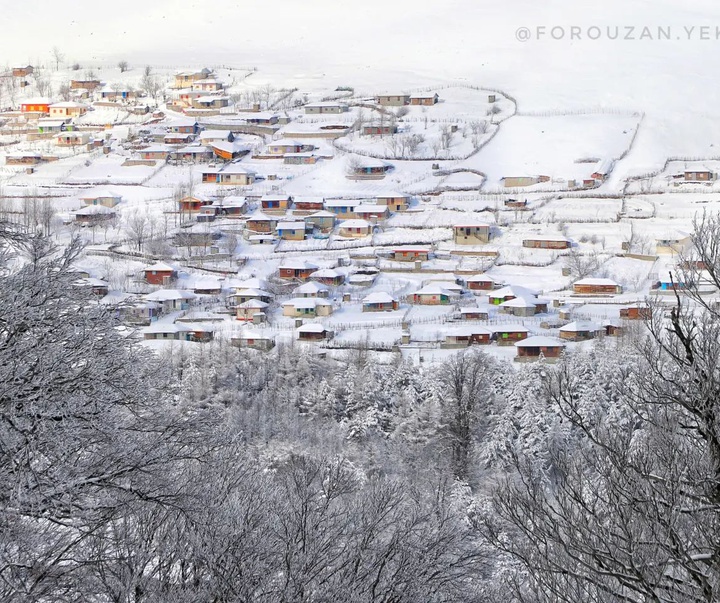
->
412, 284, 455, 296
515, 336, 566, 348
277, 221, 306, 230
492, 325, 530, 333
339, 219, 371, 229
355, 204, 388, 213
279, 260, 318, 270
500, 296, 540, 308
297, 323, 328, 333
559, 320, 601, 332
282, 297, 331, 309
307, 211, 336, 219
573, 277, 619, 286
144, 262, 175, 272
237, 299, 269, 309
294, 281, 329, 294
145, 289, 197, 302
363, 292, 396, 304
465, 273, 495, 283
489, 285, 539, 298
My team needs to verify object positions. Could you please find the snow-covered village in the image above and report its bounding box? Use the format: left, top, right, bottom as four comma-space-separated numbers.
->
5, 2, 720, 601
1, 63, 713, 365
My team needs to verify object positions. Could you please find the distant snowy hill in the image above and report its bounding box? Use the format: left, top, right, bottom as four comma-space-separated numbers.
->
6, 0, 720, 174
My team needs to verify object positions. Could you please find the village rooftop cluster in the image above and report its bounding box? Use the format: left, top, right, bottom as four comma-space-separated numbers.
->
1, 62, 717, 364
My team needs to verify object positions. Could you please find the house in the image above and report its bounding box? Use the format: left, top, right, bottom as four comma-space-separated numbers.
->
297, 323, 333, 341
515, 336, 566, 362
246, 212, 278, 233
169, 145, 214, 163
192, 278, 223, 295
488, 285, 539, 305
245, 112, 279, 126
191, 78, 224, 92
178, 195, 213, 213
603, 319, 624, 337
304, 101, 348, 114
559, 320, 602, 342
522, 236, 571, 250
164, 133, 195, 146
74, 205, 116, 225
232, 329, 275, 351
499, 295, 547, 317
304, 211, 336, 233
293, 281, 330, 298
362, 123, 397, 136
453, 223, 491, 245
591, 158, 614, 182
377, 94, 410, 106
56, 131, 91, 147
284, 153, 318, 165
572, 278, 622, 295
276, 221, 306, 241
459, 307, 489, 320
80, 190, 122, 208
620, 304, 651, 320
324, 199, 360, 219
143, 322, 194, 341
139, 145, 170, 161
282, 297, 333, 317
20, 98, 51, 114
266, 139, 312, 155
393, 247, 431, 262
236, 299, 269, 322
100, 86, 139, 101
465, 274, 495, 292
70, 79, 102, 91
37, 118, 69, 134
375, 192, 410, 212
655, 231, 692, 255
144, 289, 197, 312
338, 219, 372, 238
354, 205, 390, 221
5, 153, 42, 166
347, 157, 392, 180
203, 196, 247, 218
409, 92, 439, 106
12, 65, 33, 77
442, 326, 492, 348
201, 164, 256, 186
294, 197, 325, 212
684, 167, 714, 182
199, 130, 234, 144
362, 292, 399, 312
230, 286, 272, 306
191, 95, 230, 110
210, 141, 250, 161
311, 268, 345, 286
504, 198, 528, 209
74, 277, 109, 297
143, 262, 177, 286
278, 261, 318, 280
410, 284, 454, 305
493, 325, 530, 345
174, 68, 212, 88
261, 194, 293, 212
49, 101, 88, 118
167, 118, 199, 134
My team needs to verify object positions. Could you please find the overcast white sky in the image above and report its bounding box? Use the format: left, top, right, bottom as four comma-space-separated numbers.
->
6, 0, 720, 142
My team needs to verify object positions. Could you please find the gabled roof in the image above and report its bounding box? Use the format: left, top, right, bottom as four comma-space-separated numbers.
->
363, 292, 396, 304
515, 335, 565, 348
559, 320, 601, 332
144, 262, 175, 272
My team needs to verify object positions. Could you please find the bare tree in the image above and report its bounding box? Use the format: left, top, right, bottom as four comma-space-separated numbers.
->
51, 46, 64, 71
57, 81, 71, 101
563, 247, 602, 280
117, 60, 129, 73
125, 210, 152, 252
